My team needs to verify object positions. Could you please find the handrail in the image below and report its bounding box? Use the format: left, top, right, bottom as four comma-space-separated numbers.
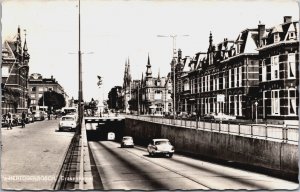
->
125, 115, 298, 143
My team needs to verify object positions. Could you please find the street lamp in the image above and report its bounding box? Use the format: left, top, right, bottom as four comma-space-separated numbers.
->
157, 34, 189, 119
254, 101, 258, 124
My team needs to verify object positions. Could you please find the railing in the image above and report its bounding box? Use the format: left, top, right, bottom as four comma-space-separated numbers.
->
125, 115, 299, 143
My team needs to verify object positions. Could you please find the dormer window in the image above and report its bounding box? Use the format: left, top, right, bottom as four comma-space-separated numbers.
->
274, 33, 280, 43
288, 32, 296, 40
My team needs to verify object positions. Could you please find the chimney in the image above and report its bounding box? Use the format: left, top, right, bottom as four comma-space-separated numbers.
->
258, 21, 265, 47
51, 75, 53, 79
284, 16, 292, 23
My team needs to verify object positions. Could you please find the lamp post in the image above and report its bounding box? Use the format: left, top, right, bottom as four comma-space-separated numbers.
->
255, 101, 258, 124
157, 34, 189, 119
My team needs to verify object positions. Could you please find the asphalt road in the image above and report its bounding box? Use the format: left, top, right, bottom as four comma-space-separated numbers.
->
89, 141, 298, 190
1, 119, 74, 190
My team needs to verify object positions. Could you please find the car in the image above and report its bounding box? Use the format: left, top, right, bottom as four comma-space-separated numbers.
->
121, 136, 134, 148
58, 115, 77, 131
107, 132, 115, 140
147, 138, 174, 158
33, 111, 45, 121
203, 112, 236, 121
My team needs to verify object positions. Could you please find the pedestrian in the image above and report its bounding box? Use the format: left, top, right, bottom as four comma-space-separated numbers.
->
21, 111, 26, 128
7, 112, 12, 130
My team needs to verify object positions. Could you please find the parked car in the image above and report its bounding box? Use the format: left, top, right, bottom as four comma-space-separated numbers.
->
203, 112, 236, 121
107, 132, 115, 140
121, 136, 134, 148
58, 115, 77, 131
27, 112, 35, 123
147, 138, 174, 158
33, 111, 44, 121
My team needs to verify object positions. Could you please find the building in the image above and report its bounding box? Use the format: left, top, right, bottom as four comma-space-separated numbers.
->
172, 16, 298, 124
257, 16, 299, 124
122, 54, 173, 115
1, 26, 30, 114
28, 73, 69, 110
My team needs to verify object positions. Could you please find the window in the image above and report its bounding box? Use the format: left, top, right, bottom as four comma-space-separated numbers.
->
263, 91, 267, 118
288, 53, 296, 79
223, 74, 226, 89
31, 94, 35, 98
38, 93, 43, 98
271, 55, 279, 80
31, 87, 36, 92
2, 66, 9, 77
271, 90, 280, 115
288, 32, 296, 40
234, 95, 237, 116
274, 33, 280, 43
207, 75, 210, 91
239, 95, 242, 116
216, 76, 219, 90
289, 89, 296, 115
262, 59, 267, 81
30, 100, 36, 105
234, 68, 237, 87
239, 67, 242, 87
228, 95, 232, 115
38, 87, 44, 92
212, 76, 215, 91
228, 69, 231, 88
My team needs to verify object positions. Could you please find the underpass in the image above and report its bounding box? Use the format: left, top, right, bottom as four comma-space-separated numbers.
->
83, 116, 298, 190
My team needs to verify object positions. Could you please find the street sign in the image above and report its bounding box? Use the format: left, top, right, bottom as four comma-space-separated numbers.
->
217, 94, 225, 102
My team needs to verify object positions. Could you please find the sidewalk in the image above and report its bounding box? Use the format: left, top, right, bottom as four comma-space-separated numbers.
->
1, 119, 74, 190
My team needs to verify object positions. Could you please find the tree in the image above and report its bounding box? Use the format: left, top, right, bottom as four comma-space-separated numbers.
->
107, 86, 123, 110
38, 91, 66, 110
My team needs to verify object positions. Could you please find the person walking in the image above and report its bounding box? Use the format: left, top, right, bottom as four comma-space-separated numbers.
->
21, 111, 26, 128
7, 112, 12, 130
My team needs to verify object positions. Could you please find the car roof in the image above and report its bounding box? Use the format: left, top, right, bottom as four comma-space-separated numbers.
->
123, 136, 132, 138
153, 139, 169, 142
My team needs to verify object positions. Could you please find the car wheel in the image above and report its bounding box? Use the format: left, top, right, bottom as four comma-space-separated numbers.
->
168, 153, 173, 158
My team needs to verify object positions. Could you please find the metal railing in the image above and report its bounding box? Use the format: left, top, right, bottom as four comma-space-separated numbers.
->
125, 115, 299, 143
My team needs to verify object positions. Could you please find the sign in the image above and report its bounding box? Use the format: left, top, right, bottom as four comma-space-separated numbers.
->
217, 94, 225, 102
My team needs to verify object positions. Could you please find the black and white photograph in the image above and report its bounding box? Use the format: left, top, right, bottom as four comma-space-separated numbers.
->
0, 0, 299, 190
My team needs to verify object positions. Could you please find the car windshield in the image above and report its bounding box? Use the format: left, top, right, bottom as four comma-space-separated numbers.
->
62, 117, 74, 121
155, 141, 170, 145
123, 137, 132, 141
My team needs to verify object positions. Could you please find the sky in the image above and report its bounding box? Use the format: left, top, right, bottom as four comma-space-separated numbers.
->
1, 0, 299, 102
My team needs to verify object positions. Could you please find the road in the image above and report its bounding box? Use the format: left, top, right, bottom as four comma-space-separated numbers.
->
1, 119, 74, 190
89, 141, 298, 190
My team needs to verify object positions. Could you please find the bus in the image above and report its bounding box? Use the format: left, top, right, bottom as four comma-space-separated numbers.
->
62, 107, 77, 115
30, 106, 47, 121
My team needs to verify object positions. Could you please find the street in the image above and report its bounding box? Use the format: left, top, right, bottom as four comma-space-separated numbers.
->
1, 119, 74, 190
89, 141, 298, 190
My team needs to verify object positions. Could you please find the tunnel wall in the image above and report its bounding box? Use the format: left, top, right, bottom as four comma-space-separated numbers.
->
124, 118, 298, 178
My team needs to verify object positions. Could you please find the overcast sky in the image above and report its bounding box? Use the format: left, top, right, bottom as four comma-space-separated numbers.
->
2, 0, 299, 102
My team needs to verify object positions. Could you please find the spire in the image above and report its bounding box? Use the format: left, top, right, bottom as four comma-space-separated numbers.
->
127, 57, 131, 84
146, 53, 152, 78
141, 72, 144, 86
16, 25, 22, 59
23, 29, 30, 63
123, 60, 128, 88
209, 31, 213, 46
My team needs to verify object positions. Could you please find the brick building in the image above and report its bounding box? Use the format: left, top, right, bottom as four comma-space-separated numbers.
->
122, 55, 172, 115
28, 73, 69, 110
257, 16, 299, 124
1, 26, 30, 114
173, 16, 298, 123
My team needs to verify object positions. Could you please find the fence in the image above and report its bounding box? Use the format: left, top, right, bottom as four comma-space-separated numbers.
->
125, 115, 299, 143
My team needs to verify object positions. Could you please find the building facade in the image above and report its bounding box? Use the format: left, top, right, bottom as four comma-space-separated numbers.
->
1, 26, 30, 114
122, 55, 173, 115
257, 16, 299, 123
28, 73, 68, 110
172, 16, 298, 123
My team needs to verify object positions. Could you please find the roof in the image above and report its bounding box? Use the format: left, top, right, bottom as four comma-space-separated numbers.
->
152, 138, 169, 142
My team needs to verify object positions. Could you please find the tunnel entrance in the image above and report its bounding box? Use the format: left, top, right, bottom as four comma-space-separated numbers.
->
85, 117, 125, 141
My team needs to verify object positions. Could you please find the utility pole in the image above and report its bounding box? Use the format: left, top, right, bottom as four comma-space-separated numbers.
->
78, 0, 83, 130
157, 34, 189, 119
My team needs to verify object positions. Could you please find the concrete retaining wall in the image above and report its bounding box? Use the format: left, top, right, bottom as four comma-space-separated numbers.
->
125, 118, 298, 178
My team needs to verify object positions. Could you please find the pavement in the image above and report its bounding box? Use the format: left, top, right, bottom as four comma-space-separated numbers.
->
1, 119, 74, 190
